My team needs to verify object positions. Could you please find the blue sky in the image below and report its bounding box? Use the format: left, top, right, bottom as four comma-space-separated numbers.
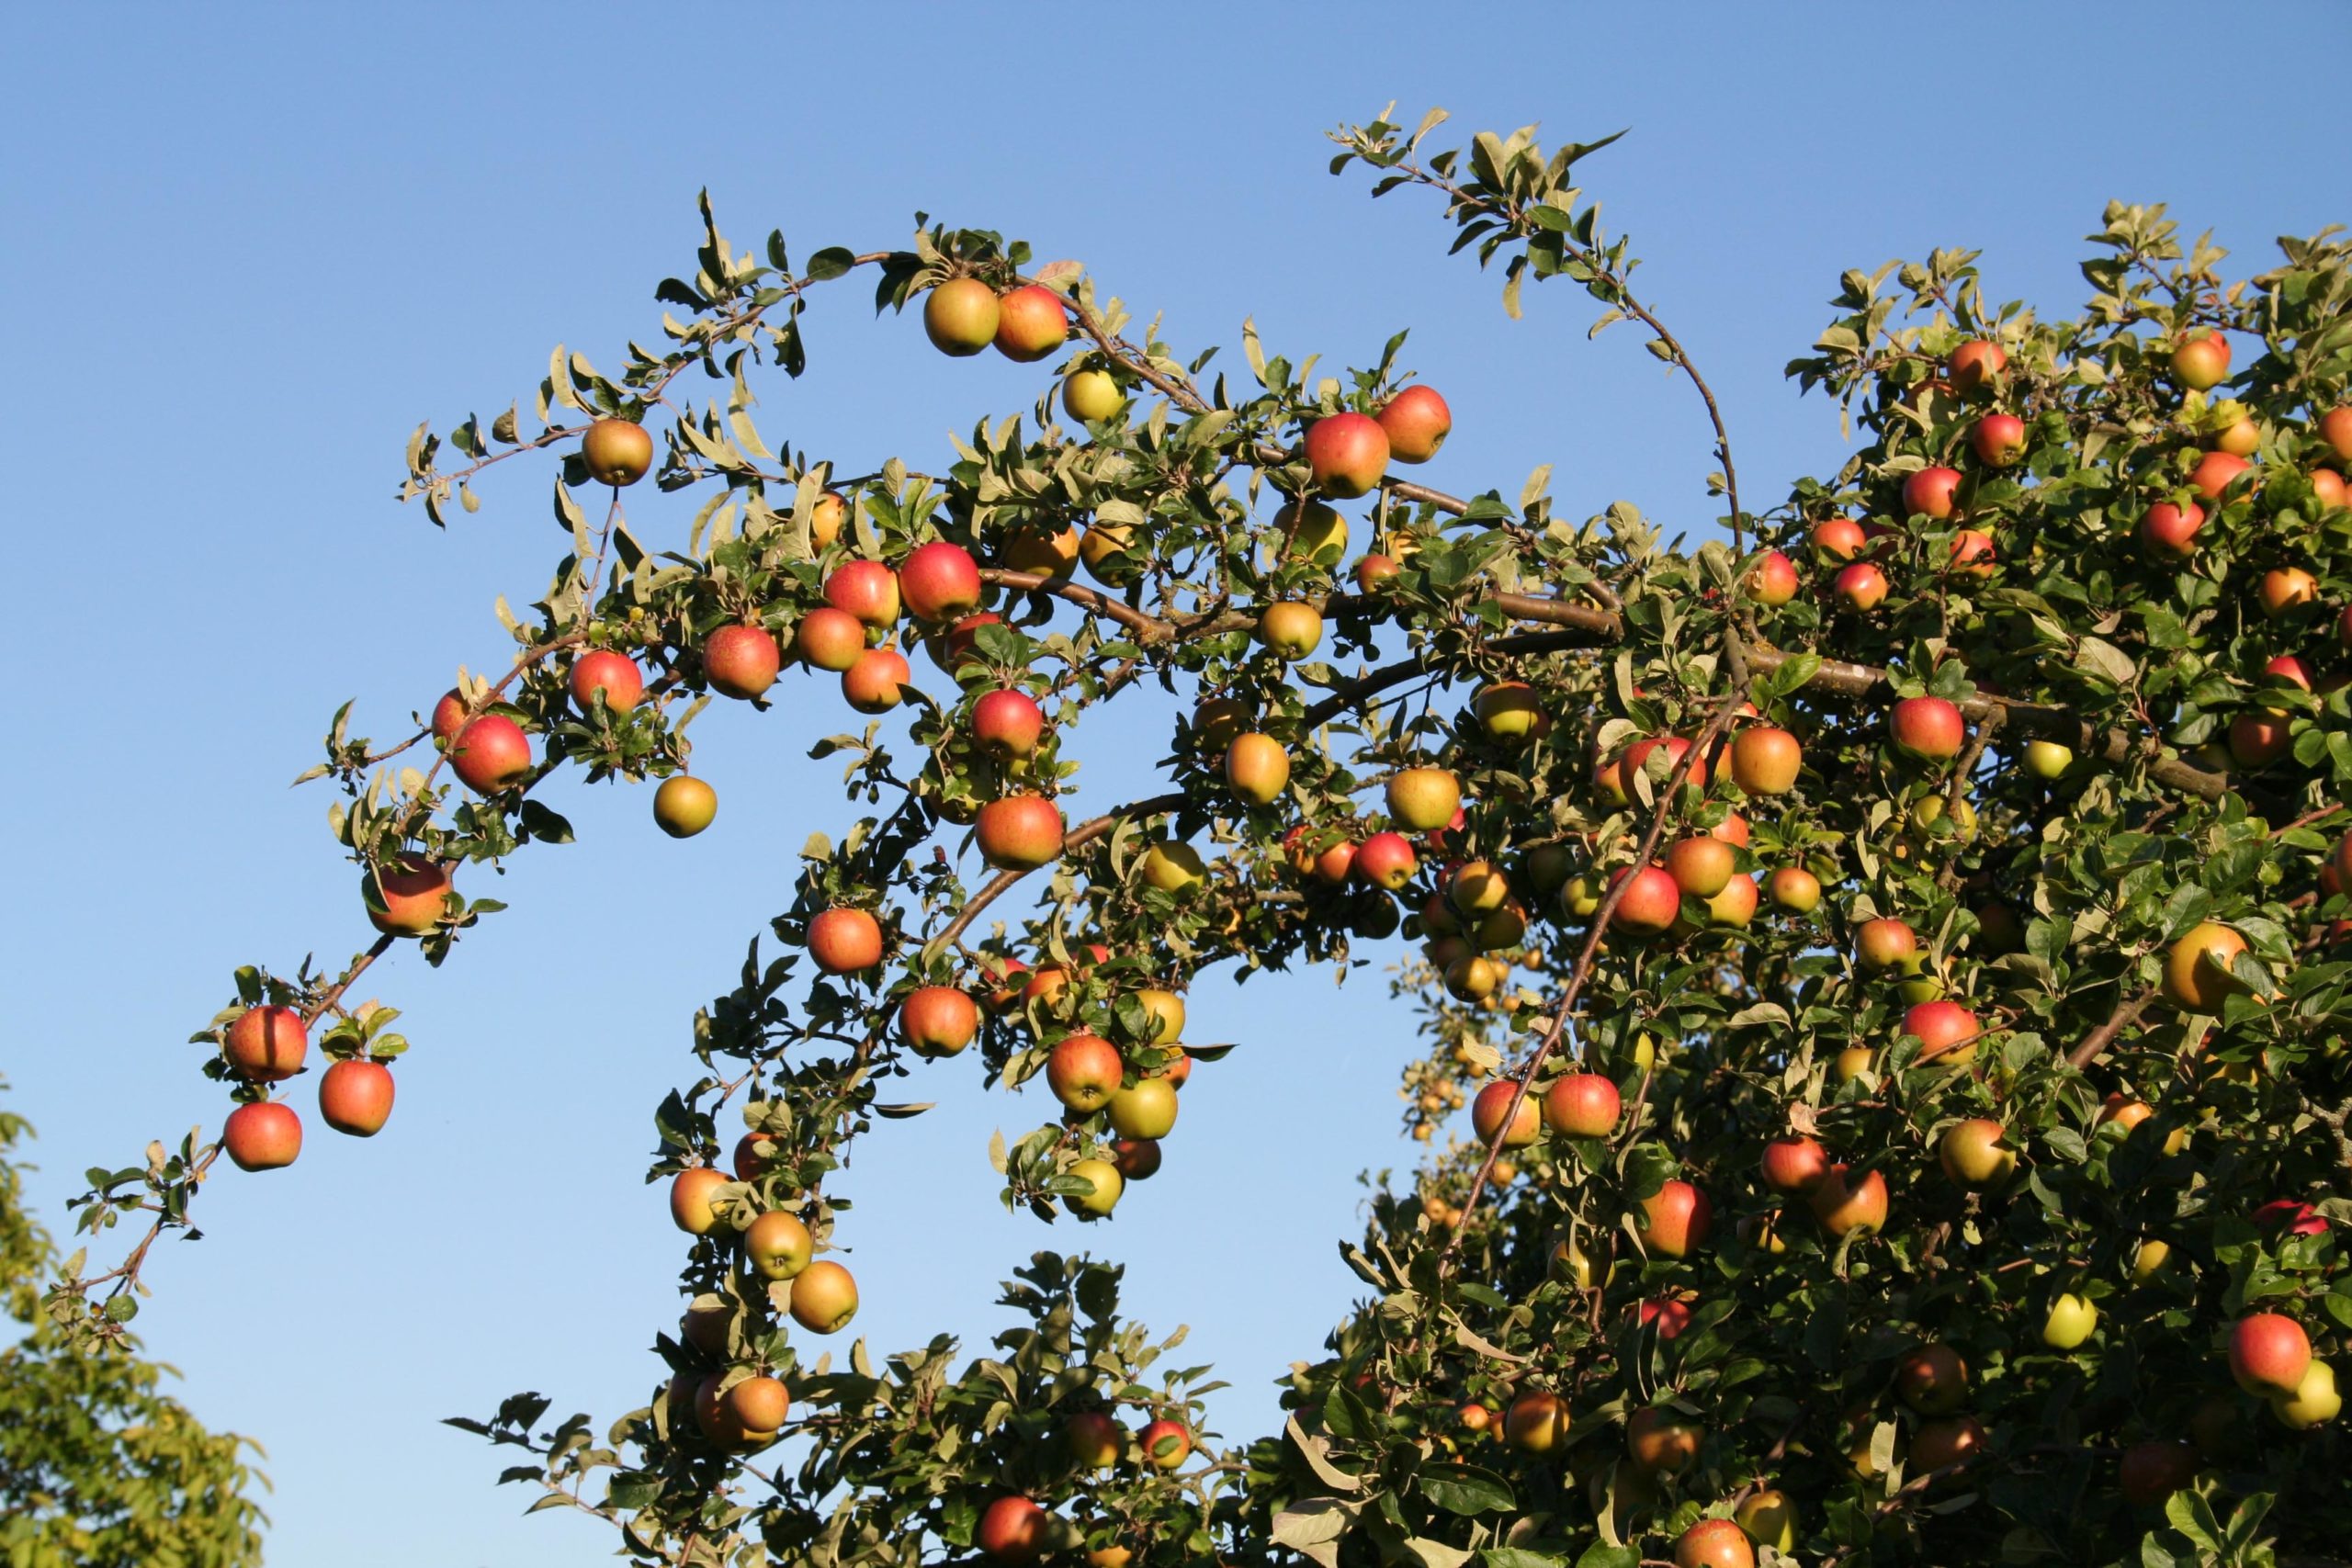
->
4, 4, 2345, 1562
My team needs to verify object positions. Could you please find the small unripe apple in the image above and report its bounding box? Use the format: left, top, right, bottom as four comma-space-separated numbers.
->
225, 1005, 307, 1083
1062, 368, 1121, 423
807, 907, 884, 975
1108, 1077, 1177, 1140
706, 624, 783, 698
976, 795, 1066, 871
1304, 412, 1390, 498
1970, 412, 2026, 468
923, 278, 1000, 356
221, 1101, 301, 1171
2041, 1292, 2098, 1350
992, 284, 1068, 362
2021, 739, 2073, 780
1474, 682, 1543, 739
318, 1058, 394, 1136
1140, 839, 1207, 894
570, 649, 645, 714
1734, 1489, 1796, 1552
1376, 385, 1452, 463
581, 418, 654, 486
788, 1259, 858, 1334
1903, 466, 1963, 521
447, 713, 533, 794
1833, 560, 1888, 612
2271, 1358, 2341, 1429
653, 775, 718, 838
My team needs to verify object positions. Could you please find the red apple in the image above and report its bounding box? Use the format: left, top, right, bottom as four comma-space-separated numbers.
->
1745, 549, 1799, 606
1046, 1032, 1124, 1111
1666, 837, 1736, 897
1948, 339, 2007, 394
1903, 466, 1963, 521
1636, 1179, 1712, 1258
899, 541, 983, 622
1855, 917, 1917, 971
221, 1101, 301, 1171
447, 713, 532, 794
1759, 1135, 1829, 1195
1356, 552, 1401, 592
1971, 413, 2026, 468
1833, 560, 1888, 612
225, 1005, 307, 1083
1904, 999, 1981, 1064
976, 795, 1066, 871
1609, 864, 1684, 937
2229, 1314, 2312, 1398
365, 853, 453, 936
1471, 1082, 1540, 1148
927, 611, 1005, 673
808, 908, 884, 974
1304, 412, 1390, 498
1617, 735, 1707, 796
2189, 449, 2252, 500
581, 418, 655, 486
1138, 1417, 1191, 1471
992, 285, 1068, 362
1376, 385, 1452, 463
317, 1059, 394, 1136
794, 607, 865, 672
1353, 830, 1419, 891
2321, 407, 2352, 463
1730, 726, 1801, 795
1889, 695, 1965, 760
570, 649, 644, 714
1947, 529, 1997, 578
1813, 516, 1867, 559
2312, 468, 2348, 512
825, 559, 901, 628
1544, 1073, 1621, 1138
2172, 333, 2231, 390
899, 986, 979, 1057
976, 1495, 1050, 1564
706, 624, 782, 698
2139, 500, 2207, 558
1810, 1163, 1889, 1235
842, 647, 913, 714
972, 689, 1046, 758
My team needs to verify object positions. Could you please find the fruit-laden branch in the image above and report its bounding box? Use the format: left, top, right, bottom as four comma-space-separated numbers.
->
929, 792, 1193, 953
1441, 648, 1754, 1267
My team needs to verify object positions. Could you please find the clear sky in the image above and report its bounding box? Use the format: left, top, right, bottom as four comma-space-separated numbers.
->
4, 4, 2345, 1562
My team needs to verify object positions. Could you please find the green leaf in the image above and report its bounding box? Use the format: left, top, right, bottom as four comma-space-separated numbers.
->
1416, 1461, 1514, 1515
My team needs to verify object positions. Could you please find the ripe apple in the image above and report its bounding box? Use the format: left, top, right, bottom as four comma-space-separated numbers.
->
1191, 697, 1250, 753
2229, 709, 2290, 768
1111, 1138, 1161, 1181
1896, 1344, 1969, 1415
1745, 549, 1799, 606
2041, 1292, 2098, 1350
1138, 1417, 1190, 1470
726, 1375, 789, 1443
1313, 839, 1359, 886
1356, 552, 1400, 591
1002, 522, 1082, 576
1889, 694, 1966, 760
732, 1130, 788, 1182
976, 795, 1065, 871
1671, 1517, 1754, 1568
899, 987, 979, 1057
1636, 1179, 1712, 1258
1939, 1119, 2016, 1187
1046, 1033, 1124, 1112
842, 647, 913, 713
1855, 918, 1917, 972
570, 649, 644, 714
1946, 529, 1997, 578
1376, 385, 1452, 463
977, 1495, 1049, 1564
745, 1209, 814, 1280
926, 611, 1005, 674
1905, 999, 1981, 1065
1833, 561, 1888, 612
669, 1168, 730, 1235
1971, 412, 2026, 468
1758, 1135, 1828, 1195
968, 689, 1046, 760
447, 713, 533, 794
1810, 1164, 1888, 1235
1304, 412, 1390, 498
794, 607, 866, 673
1268, 499, 1351, 566
1666, 837, 1736, 897
825, 560, 901, 627
1617, 735, 1707, 796
706, 624, 782, 698
1255, 601, 1324, 660
653, 776, 718, 839
221, 1101, 300, 1171
1909, 1415, 1986, 1472
1812, 516, 1866, 558
1709, 811, 1751, 848
1065, 1410, 1123, 1471
581, 418, 655, 485
2230, 1313, 2312, 1397
1903, 466, 1963, 521
2271, 1358, 2340, 1429
1066, 1156, 1124, 1218
1448, 860, 1510, 916
1385, 767, 1461, 831
365, 853, 453, 936
898, 541, 983, 622
808, 491, 847, 549
808, 907, 884, 975
1734, 1489, 1795, 1551
2190, 449, 2252, 500
1352, 830, 1419, 891
1948, 339, 2007, 394
1140, 840, 1207, 895
2139, 500, 2207, 558
2118, 1439, 2199, 1506
788, 1259, 858, 1333
1626, 1407, 1700, 1474
1767, 866, 1820, 913
1543, 1073, 1621, 1138
1502, 1389, 1570, 1453
992, 284, 1068, 362
1443, 953, 1501, 1001
2311, 467, 2348, 512
1475, 682, 1543, 739
2163, 921, 2251, 1011
2318, 406, 2352, 461
2261, 567, 2318, 617
1224, 733, 1292, 807
225, 1005, 306, 1083
2171, 332, 2231, 389
923, 278, 1000, 356
1108, 1077, 1177, 1140
1610, 864, 1684, 937
318, 1057, 394, 1135
1062, 368, 1122, 423
1729, 726, 1801, 795
1470, 1082, 1539, 1148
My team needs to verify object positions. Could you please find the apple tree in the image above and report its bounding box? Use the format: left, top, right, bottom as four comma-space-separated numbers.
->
42, 107, 2352, 1566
